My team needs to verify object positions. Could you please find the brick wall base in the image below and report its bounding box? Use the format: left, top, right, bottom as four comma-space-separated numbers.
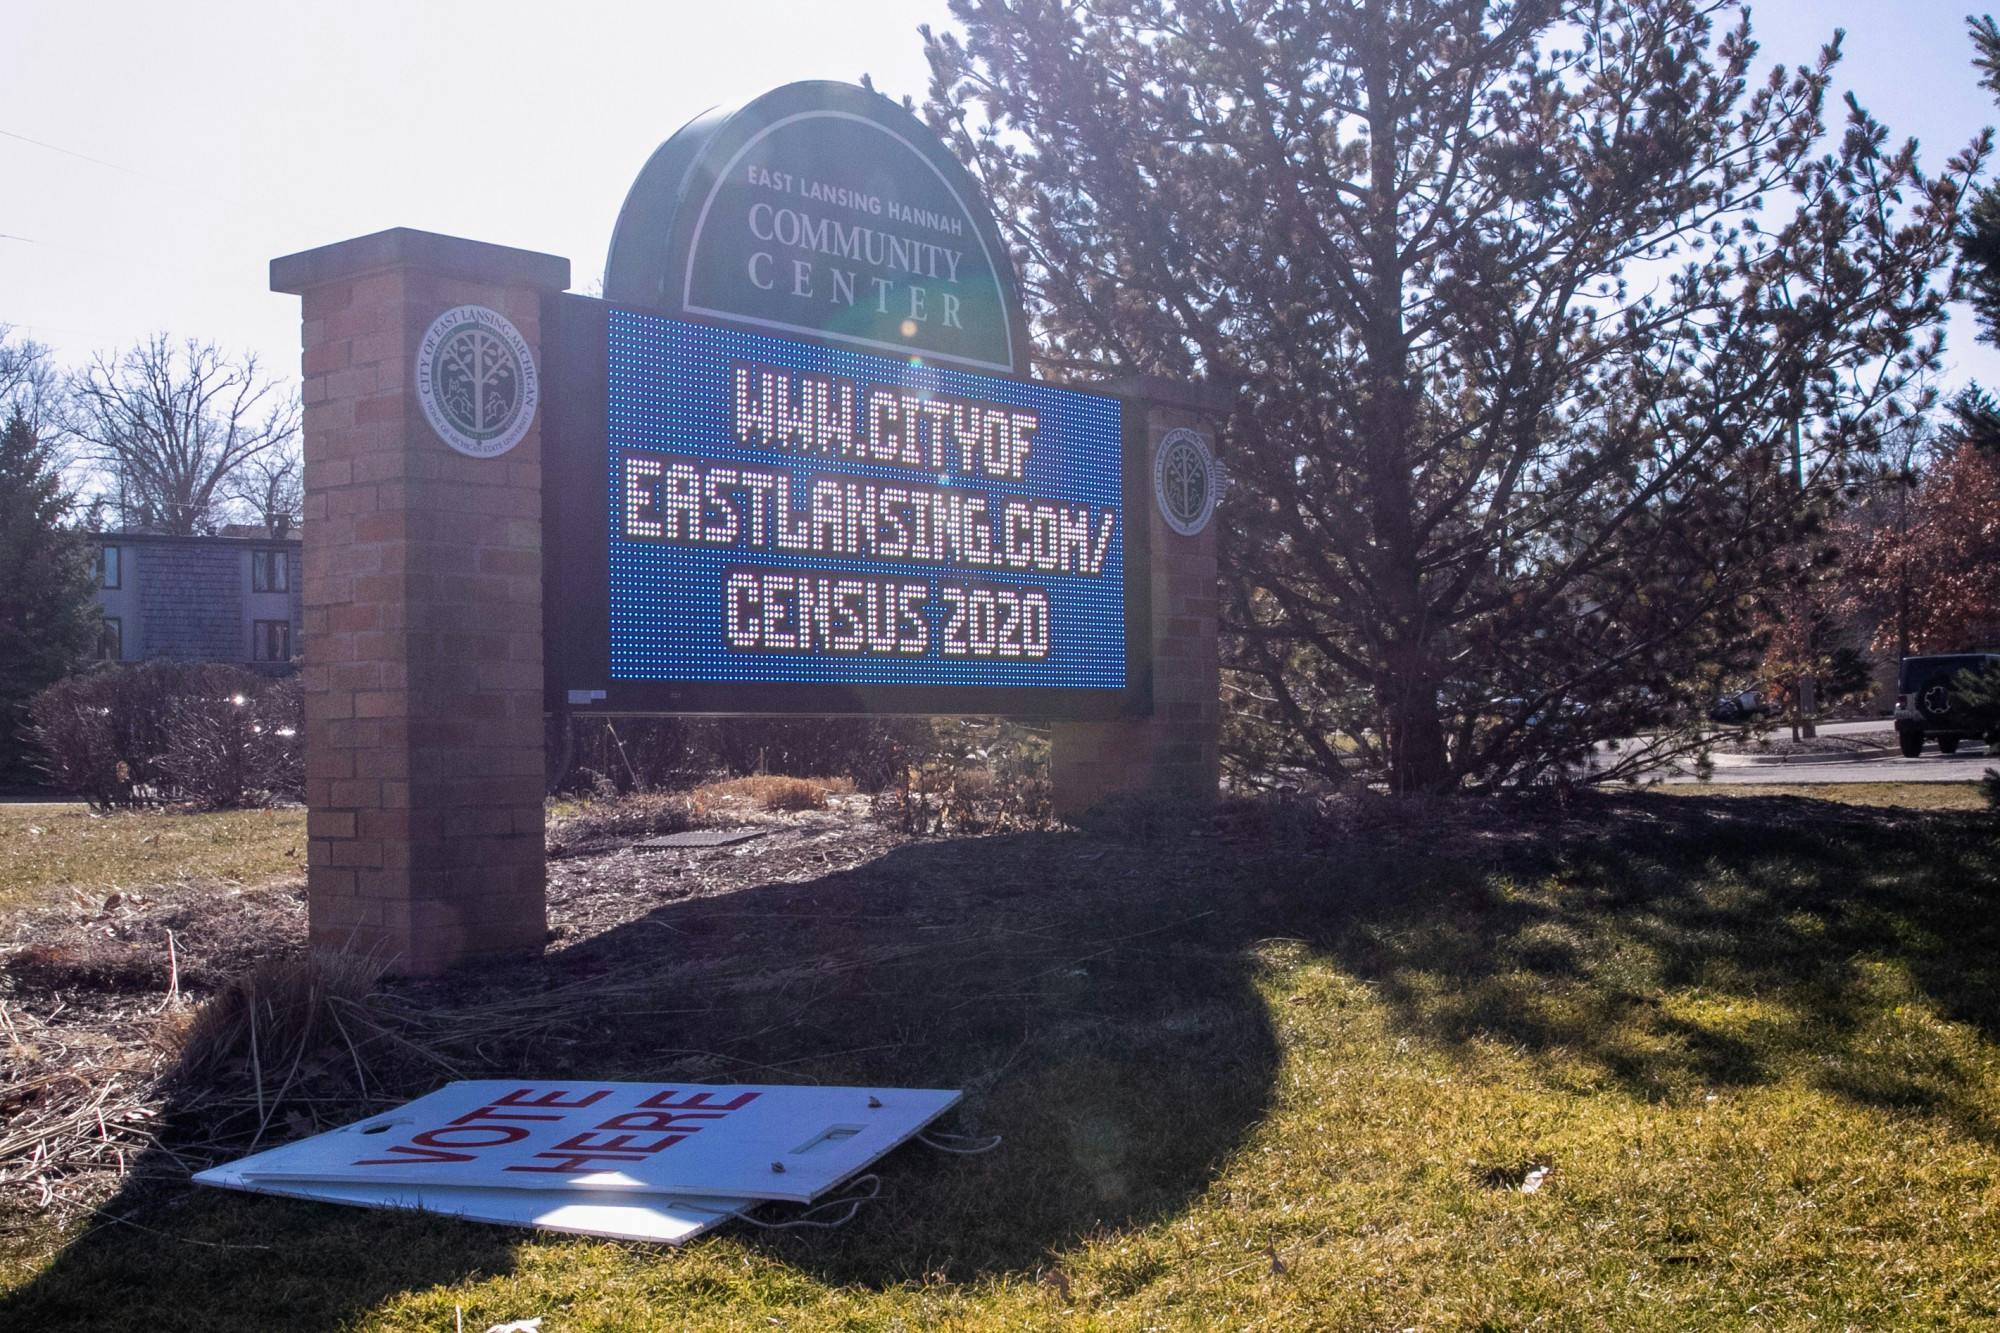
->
1051, 400, 1221, 819
273, 229, 569, 976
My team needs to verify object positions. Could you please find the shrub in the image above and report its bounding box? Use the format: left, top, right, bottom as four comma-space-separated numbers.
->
551, 716, 933, 795
870, 721, 1054, 835
695, 774, 850, 811
28, 661, 302, 809
154, 673, 302, 808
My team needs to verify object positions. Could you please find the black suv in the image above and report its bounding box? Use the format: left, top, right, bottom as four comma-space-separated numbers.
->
1894, 653, 2000, 756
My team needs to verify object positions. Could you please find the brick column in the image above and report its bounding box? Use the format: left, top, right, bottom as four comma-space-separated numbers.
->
271, 228, 569, 975
1051, 387, 1225, 818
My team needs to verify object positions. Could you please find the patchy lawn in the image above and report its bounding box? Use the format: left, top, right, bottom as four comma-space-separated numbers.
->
0, 806, 304, 919
1664, 782, 1988, 811
5, 790, 2000, 1328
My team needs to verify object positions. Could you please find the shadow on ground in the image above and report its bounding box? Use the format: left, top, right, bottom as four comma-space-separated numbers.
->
1312, 795, 2000, 1134
6, 791, 2000, 1330
1, 824, 1284, 1329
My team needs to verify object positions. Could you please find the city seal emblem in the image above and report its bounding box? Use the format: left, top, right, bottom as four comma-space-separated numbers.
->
415, 305, 539, 459
1153, 427, 1220, 537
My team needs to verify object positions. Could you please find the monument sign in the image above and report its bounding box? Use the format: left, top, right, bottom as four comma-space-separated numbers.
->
272, 80, 1221, 973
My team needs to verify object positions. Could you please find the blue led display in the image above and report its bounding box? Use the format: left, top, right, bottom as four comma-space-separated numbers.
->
605, 311, 1126, 689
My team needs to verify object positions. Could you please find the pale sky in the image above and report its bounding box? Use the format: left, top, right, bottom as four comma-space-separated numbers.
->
4, 0, 1999, 394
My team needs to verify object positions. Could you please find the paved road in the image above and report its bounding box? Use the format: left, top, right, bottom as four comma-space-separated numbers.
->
1592, 717, 1994, 785
1784, 719, 1897, 738
1669, 727, 1994, 784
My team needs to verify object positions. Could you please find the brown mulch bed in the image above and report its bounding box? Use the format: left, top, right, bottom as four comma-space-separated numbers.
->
0, 795, 917, 1224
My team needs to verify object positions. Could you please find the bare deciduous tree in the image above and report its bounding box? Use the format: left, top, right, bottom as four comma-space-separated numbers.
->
69, 334, 300, 536
0, 324, 62, 437
225, 441, 303, 536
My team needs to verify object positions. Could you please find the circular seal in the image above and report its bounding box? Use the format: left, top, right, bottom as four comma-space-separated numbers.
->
1153, 428, 1221, 537
415, 305, 539, 459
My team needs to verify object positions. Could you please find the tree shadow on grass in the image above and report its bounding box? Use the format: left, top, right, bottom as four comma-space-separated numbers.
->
1307, 794, 2000, 1139
0, 826, 1285, 1329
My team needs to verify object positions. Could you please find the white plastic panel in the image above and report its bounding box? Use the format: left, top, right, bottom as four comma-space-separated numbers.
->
232, 1080, 961, 1204
195, 1143, 748, 1244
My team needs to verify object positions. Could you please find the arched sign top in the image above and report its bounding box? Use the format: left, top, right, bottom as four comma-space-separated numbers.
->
604, 81, 1031, 376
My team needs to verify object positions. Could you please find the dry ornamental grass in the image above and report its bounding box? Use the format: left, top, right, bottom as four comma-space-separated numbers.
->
694, 775, 852, 812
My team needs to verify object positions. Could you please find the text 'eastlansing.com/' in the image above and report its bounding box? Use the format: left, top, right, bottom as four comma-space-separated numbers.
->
614, 361, 1119, 663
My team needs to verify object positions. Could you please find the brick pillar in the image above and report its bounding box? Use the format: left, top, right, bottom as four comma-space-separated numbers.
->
271, 228, 569, 975
1051, 387, 1225, 818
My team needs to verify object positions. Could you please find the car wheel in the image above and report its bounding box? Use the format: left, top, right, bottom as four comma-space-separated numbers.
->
1899, 726, 1924, 758
1938, 736, 1961, 755
1916, 672, 1959, 724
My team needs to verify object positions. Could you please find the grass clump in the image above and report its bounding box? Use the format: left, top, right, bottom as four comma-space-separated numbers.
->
169, 950, 390, 1094
1665, 782, 1984, 810
545, 791, 707, 844
695, 774, 851, 812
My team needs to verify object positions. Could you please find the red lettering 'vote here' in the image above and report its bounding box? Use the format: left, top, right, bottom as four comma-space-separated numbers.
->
351, 1086, 761, 1171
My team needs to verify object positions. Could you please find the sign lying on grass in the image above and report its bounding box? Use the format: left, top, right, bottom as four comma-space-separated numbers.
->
194, 1152, 751, 1246
210, 1080, 960, 1205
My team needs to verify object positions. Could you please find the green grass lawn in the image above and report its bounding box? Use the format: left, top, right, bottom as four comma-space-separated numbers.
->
1664, 781, 1988, 810
0, 805, 304, 919
5, 791, 2000, 1328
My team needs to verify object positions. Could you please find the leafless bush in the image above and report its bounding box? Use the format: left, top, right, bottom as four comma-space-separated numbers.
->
28, 662, 300, 809
871, 721, 1054, 835
153, 675, 301, 808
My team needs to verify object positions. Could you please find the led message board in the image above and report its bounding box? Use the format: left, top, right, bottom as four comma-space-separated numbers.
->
543, 298, 1146, 717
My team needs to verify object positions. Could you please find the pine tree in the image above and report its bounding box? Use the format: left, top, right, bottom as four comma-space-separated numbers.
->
1963, 17, 2000, 340
926, 0, 1981, 792
0, 407, 100, 781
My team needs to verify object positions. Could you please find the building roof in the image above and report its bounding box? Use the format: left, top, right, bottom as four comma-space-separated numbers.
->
88, 529, 301, 547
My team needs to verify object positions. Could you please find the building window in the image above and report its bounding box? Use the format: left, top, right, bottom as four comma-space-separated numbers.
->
100, 545, 120, 589
97, 617, 122, 661
253, 619, 292, 663
252, 548, 289, 593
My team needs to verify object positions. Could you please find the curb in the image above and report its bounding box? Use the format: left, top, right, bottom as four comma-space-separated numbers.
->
1711, 746, 1901, 767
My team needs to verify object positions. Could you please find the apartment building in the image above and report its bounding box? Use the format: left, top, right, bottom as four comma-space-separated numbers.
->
89, 529, 303, 670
